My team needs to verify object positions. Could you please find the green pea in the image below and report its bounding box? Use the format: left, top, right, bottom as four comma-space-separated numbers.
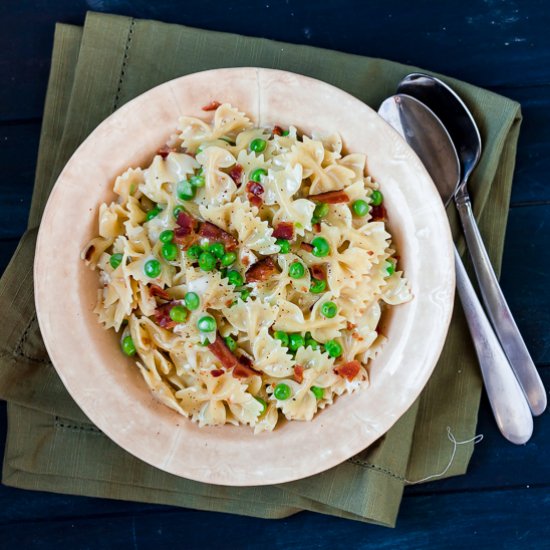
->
173, 205, 186, 218
385, 259, 396, 277
289, 261, 305, 279
197, 316, 216, 332
196, 145, 204, 154
352, 199, 369, 217
190, 174, 205, 187
161, 242, 178, 261
224, 336, 237, 351
159, 230, 174, 243
324, 339, 343, 358
321, 301, 338, 318
198, 251, 216, 272
310, 278, 326, 294
250, 168, 267, 182
220, 251, 237, 266
169, 305, 188, 323
311, 386, 324, 399
371, 190, 383, 206
313, 202, 329, 219
177, 180, 196, 201
276, 239, 290, 254
250, 138, 267, 153
281, 130, 290, 137
274, 330, 289, 347
274, 383, 291, 400
311, 236, 330, 257
184, 292, 200, 310
121, 335, 136, 356
109, 253, 123, 269
144, 259, 161, 278
208, 242, 225, 259
254, 396, 267, 415
305, 337, 319, 350
289, 333, 305, 351
227, 270, 244, 286
186, 245, 202, 260
240, 288, 251, 301
146, 206, 162, 221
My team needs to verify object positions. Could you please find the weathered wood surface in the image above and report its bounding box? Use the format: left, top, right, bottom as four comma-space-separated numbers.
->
0, 1, 548, 547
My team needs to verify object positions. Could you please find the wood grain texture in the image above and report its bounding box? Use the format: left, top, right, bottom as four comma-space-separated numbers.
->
0, 0, 549, 547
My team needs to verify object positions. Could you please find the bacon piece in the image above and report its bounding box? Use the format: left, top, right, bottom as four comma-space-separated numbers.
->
198, 222, 238, 251
313, 223, 321, 233
202, 100, 221, 111
310, 264, 326, 281
294, 365, 304, 384
272, 125, 284, 136
246, 180, 264, 207
346, 321, 356, 331
334, 360, 361, 381
245, 257, 278, 283
272, 222, 294, 240
308, 190, 350, 204
208, 334, 239, 370
157, 145, 176, 159
176, 210, 198, 236
154, 301, 178, 329
149, 284, 170, 301
211, 369, 225, 378
370, 204, 387, 221
233, 363, 257, 379
300, 242, 314, 253
229, 164, 244, 185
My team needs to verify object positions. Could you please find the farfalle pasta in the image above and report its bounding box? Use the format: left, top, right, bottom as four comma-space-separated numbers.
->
83, 102, 412, 433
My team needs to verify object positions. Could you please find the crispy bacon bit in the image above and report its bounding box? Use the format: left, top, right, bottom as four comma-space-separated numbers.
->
272, 222, 294, 240
313, 222, 321, 233
245, 257, 278, 283
157, 145, 176, 159
154, 302, 178, 329
198, 222, 238, 251
208, 334, 238, 370
202, 100, 221, 111
370, 204, 387, 221
149, 285, 170, 301
294, 365, 304, 384
310, 264, 326, 281
229, 164, 244, 185
334, 360, 361, 381
233, 363, 257, 379
211, 369, 225, 378
308, 190, 350, 204
300, 242, 314, 253
176, 211, 198, 236
272, 125, 284, 136
238, 354, 253, 368
346, 321, 356, 331
246, 181, 264, 196
249, 195, 263, 207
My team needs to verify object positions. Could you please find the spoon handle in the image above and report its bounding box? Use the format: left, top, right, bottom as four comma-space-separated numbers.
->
454, 248, 533, 444
455, 193, 547, 416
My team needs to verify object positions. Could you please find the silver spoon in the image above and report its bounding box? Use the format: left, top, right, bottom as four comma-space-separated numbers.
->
397, 73, 546, 416
379, 94, 533, 444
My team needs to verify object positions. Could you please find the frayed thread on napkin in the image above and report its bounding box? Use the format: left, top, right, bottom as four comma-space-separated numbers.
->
405, 427, 484, 485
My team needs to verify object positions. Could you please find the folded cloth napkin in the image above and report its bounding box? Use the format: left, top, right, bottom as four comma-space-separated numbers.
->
0, 12, 521, 527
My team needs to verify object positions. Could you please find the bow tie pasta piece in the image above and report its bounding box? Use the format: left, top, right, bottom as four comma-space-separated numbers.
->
195, 146, 238, 205
114, 167, 145, 203
252, 327, 295, 378
222, 299, 279, 343
381, 271, 413, 305
200, 199, 279, 255
264, 166, 316, 235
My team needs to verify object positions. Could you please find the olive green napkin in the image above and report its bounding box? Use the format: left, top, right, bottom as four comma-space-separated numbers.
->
0, 12, 521, 527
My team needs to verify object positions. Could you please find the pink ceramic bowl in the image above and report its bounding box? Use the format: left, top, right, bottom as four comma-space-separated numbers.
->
35, 68, 454, 486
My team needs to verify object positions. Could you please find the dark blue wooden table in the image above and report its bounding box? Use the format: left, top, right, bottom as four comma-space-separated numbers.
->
1, 1, 549, 547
